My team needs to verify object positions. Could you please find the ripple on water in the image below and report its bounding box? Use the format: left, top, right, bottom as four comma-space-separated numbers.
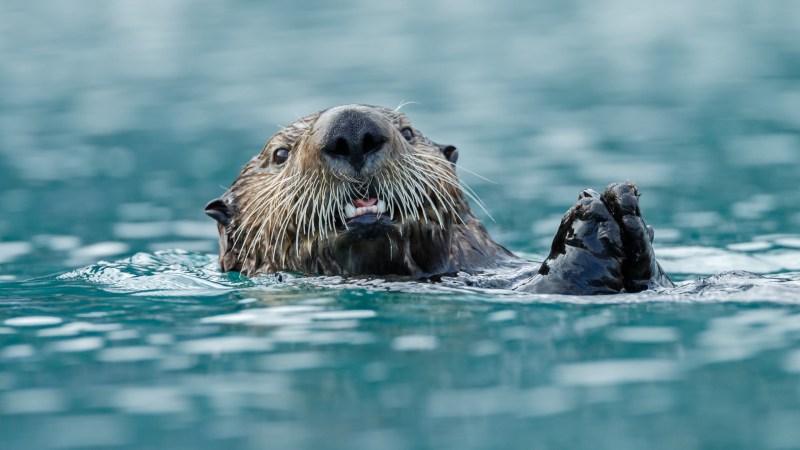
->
44, 415, 130, 448
487, 310, 517, 322
58, 250, 237, 296
271, 326, 375, 345
606, 326, 679, 343
201, 305, 321, 325
106, 330, 141, 341
69, 241, 130, 261
660, 235, 800, 276
309, 310, 377, 320
146, 240, 216, 252
4, 316, 63, 327
178, 336, 274, 355
774, 237, 800, 249
202, 311, 313, 327
1, 388, 66, 414
427, 387, 521, 418
781, 349, 800, 374
201, 305, 378, 331
112, 387, 190, 415
145, 333, 175, 346
695, 309, 800, 363
727, 241, 773, 252
37, 321, 121, 337
259, 352, 328, 371
48, 337, 105, 353
1, 344, 35, 359
658, 246, 781, 275
552, 359, 682, 386
96, 346, 162, 363
0, 241, 33, 263
427, 386, 575, 418
113, 221, 171, 239
31, 234, 81, 251
392, 335, 439, 351
0, 373, 13, 390
471, 340, 502, 357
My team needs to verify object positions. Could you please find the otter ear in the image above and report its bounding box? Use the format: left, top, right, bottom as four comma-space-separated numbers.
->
436, 143, 459, 165
205, 197, 232, 226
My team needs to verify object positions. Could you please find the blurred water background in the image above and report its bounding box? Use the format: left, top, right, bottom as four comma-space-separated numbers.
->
2, 1, 800, 449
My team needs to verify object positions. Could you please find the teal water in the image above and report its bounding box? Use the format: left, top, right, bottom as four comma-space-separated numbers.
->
2, 1, 800, 449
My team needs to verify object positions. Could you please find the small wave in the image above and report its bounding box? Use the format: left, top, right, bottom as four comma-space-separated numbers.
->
658, 238, 800, 276
51, 242, 800, 303
57, 250, 255, 296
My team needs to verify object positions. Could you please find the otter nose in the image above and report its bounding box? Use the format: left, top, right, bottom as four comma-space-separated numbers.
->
321, 109, 387, 171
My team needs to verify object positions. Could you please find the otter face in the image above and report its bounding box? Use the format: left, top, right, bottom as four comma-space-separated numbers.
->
206, 104, 498, 277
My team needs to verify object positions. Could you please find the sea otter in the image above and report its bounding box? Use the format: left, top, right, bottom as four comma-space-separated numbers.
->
205, 104, 673, 294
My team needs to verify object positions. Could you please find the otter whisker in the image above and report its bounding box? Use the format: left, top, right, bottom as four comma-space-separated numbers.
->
436, 175, 495, 222
248, 174, 310, 264
413, 152, 497, 185
394, 100, 419, 111
376, 176, 396, 220
330, 182, 342, 234
386, 170, 421, 223
393, 165, 440, 225
375, 176, 394, 220
406, 153, 486, 213
326, 177, 341, 234
291, 110, 313, 129
399, 155, 458, 223
233, 173, 300, 244
309, 177, 325, 239
453, 164, 497, 184
423, 178, 462, 224
421, 169, 490, 224
293, 176, 317, 255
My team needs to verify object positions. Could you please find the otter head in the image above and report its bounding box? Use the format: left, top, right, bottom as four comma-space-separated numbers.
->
206, 104, 508, 277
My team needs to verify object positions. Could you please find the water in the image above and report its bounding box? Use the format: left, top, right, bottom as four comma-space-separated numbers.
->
2, 1, 800, 448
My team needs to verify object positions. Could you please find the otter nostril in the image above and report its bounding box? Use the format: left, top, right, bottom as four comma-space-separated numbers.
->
331, 138, 350, 158
362, 133, 384, 156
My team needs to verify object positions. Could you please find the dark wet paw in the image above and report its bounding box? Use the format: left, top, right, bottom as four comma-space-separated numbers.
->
522, 182, 672, 295
522, 188, 626, 294
600, 182, 672, 292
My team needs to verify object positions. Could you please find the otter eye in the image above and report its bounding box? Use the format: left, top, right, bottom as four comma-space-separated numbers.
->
400, 127, 414, 142
273, 148, 289, 165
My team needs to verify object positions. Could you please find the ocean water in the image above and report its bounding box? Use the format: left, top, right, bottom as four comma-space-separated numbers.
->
2, 1, 800, 449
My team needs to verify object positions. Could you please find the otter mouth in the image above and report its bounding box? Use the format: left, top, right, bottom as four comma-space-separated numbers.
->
344, 198, 388, 220
341, 197, 392, 229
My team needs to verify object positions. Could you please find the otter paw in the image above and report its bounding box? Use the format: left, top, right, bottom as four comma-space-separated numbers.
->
520, 182, 672, 295
600, 182, 672, 291
520, 188, 626, 294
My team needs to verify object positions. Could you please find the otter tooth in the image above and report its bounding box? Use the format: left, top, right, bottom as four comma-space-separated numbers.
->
377, 200, 387, 214
345, 204, 357, 218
